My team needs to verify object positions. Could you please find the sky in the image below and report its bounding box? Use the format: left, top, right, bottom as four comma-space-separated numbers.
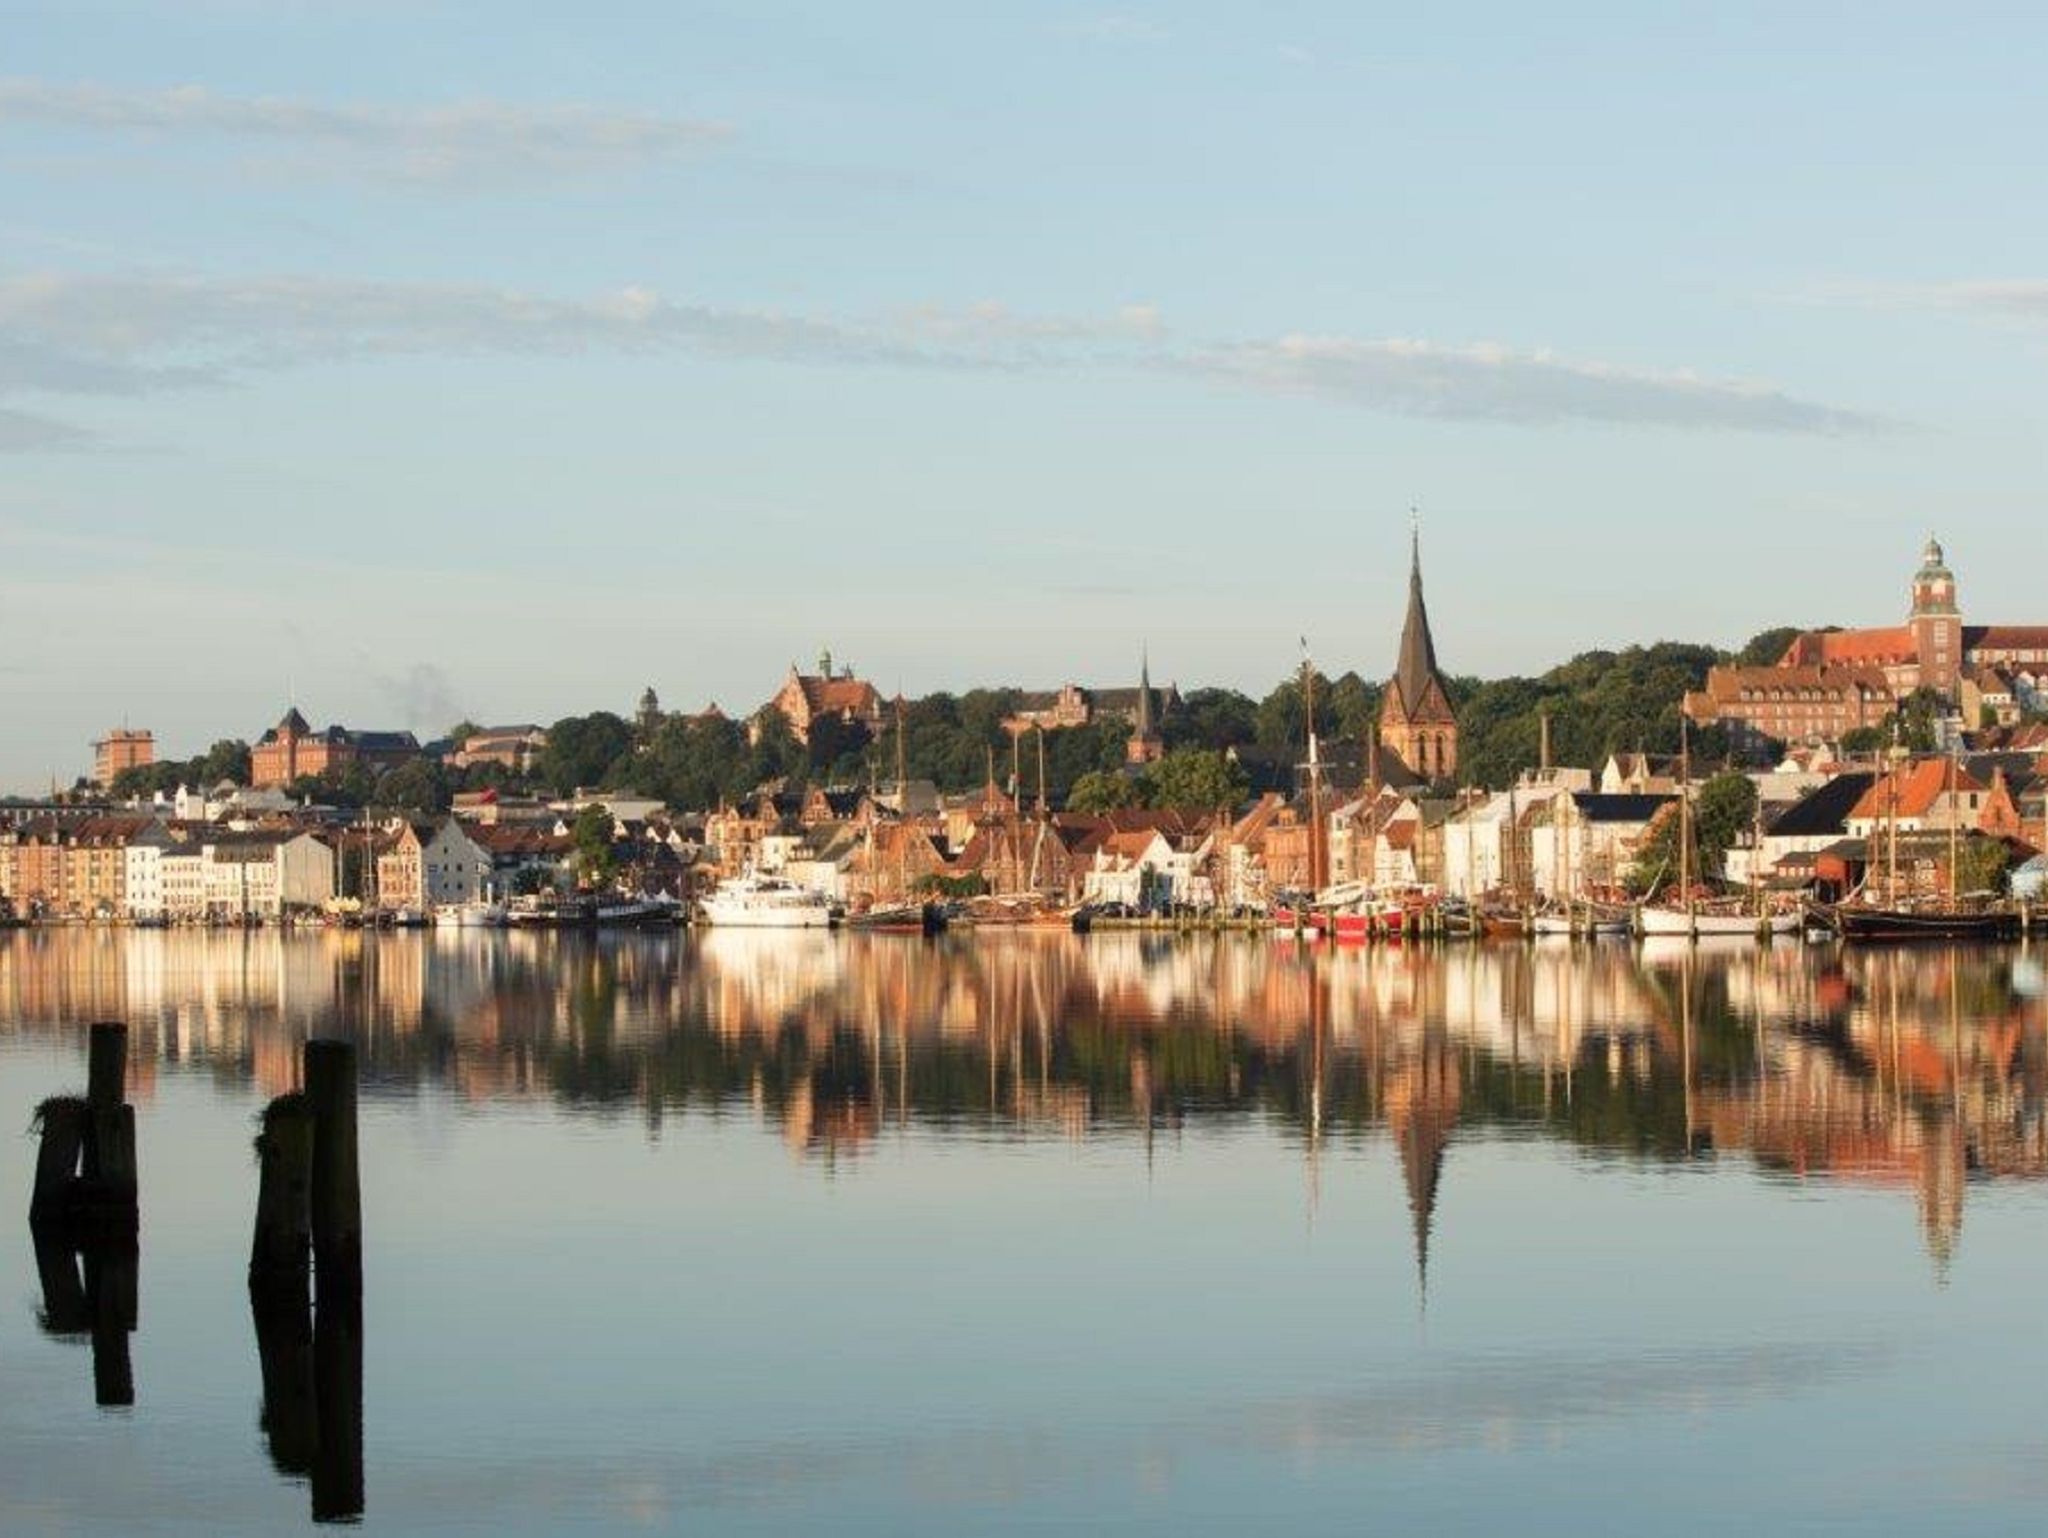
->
2, 1, 2046, 789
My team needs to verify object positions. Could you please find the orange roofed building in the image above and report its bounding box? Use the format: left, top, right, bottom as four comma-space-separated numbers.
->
758, 651, 885, 745
1689, 539, 2048, 752
249, 708, 423, 788
1842, 757, 2019, 839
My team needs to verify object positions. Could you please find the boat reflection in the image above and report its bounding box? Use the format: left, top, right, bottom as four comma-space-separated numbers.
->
4, 928, 2046, 1274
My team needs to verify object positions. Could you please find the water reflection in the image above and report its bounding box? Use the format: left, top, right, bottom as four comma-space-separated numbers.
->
4, 928, 2046, 1276
32, 1227, 137, 1408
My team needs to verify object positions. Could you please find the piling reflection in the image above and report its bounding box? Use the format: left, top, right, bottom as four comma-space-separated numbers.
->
5, 928, 2047, 1276
31, 1228, 137, 1407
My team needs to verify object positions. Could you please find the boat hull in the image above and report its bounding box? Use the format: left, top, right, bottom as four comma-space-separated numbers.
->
1809, 903, 2020, 941
699, 903, 833, 929
1640, 906, 1799, 938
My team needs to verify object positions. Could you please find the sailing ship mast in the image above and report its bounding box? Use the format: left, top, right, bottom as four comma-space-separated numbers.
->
1678, 715, 1694, 935
1886, 727, 1902, 906
1946, 744, 1960, 909
895, 696, 910, 901
1301, 643, 1325, 895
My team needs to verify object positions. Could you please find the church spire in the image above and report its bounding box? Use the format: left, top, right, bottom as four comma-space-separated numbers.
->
1395, 516, 1441, 716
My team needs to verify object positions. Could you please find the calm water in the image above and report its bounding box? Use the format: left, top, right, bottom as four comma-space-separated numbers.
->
3, 928, 2047, 1535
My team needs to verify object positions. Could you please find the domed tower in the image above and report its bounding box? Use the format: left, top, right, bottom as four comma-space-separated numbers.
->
1908, 536, 1962, 699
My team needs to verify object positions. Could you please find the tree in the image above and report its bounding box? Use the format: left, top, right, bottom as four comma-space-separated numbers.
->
1255, 671, 1336, 754
537, 713, 634, 795
635, 715, 751, 810
1953, 834, 2013, 897
744, 710, 806, 790
1163, 687, 1258, 752
806, 713, 874, 784
1629, 771, 1756, 895
1069, 770, 1141, 813
571, 803, 617, 887
1141, 748, 1250, 812
1735, 627, 1803, 667
1324, 671, 1381, 744
1042, 720, 1132, 797
195, 738, 252, 786
374, 757, 452, 814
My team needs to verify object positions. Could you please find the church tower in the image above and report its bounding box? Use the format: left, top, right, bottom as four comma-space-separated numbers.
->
1908, 536, 1962, 699
1125, 648, 1164, 765
1378, 527, 1459, 782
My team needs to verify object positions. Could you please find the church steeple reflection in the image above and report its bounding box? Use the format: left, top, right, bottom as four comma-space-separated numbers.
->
5, 930, 2047, 1284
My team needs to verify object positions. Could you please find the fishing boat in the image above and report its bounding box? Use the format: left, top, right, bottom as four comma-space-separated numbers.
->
698, 871, 835, 929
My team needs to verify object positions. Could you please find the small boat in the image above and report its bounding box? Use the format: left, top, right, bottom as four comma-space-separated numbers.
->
434, 901, 509, 928
842, 900, 948, 935
1531, 902, 1629, 938
698, 871, 835, 929
595, 894, 684, 927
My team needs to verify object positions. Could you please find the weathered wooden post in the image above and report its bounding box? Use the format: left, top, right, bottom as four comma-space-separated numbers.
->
85, 1240, 137, 1408
86, 1020, 126, 1109
81, 1021, 138, 1228
249, 1095, 314, 1288
30, 1096, 88, 1226
251, 1287, 318, 1477
32, 1226, 89, 1334
305, 1040, 362, 1290
311, 1286, 364, 1522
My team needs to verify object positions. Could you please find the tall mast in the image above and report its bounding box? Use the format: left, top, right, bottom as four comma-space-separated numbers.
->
1946, 746, 1959, 907
1302, 643, 1324, 893
1679, 715, 1693, 930
895, 697, 909, 900
1886, 726, 1901, 906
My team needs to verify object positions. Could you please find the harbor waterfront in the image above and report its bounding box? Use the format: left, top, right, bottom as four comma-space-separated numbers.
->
4, 927, 2048, 1534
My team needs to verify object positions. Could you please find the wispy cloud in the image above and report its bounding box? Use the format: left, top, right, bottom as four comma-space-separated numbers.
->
1828, 278, 2048, 321
0, 78, 730, 183
0, 404, 95, 451
1061, 14, 1171, 45
1180, 334, 1890, 435
0, 272, 1151, 375
0, 270, 1885, 449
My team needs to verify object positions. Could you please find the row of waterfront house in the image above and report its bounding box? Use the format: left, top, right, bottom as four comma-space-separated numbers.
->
7, 734, 2045, 922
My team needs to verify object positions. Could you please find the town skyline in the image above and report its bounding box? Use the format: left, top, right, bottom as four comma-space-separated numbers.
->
16, 528, 2031, 798
8, 5, 2048, 790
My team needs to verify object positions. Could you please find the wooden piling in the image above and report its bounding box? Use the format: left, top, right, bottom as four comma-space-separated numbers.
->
86, 1021, 127, 1110
304, 1040, 362, 1287
84, 1241, 137, 1408
83, 1104, 139, 1223
311, 1287, 365, 1522
30, 1095, 88, 1226
250, 1094, 315, 1286
32, 1227, 89, 1335
251, 1286, 318, 1477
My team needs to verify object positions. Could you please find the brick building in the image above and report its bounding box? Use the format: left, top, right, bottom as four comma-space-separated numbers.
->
249, 708, 422, 788
92, 728, 155, 788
